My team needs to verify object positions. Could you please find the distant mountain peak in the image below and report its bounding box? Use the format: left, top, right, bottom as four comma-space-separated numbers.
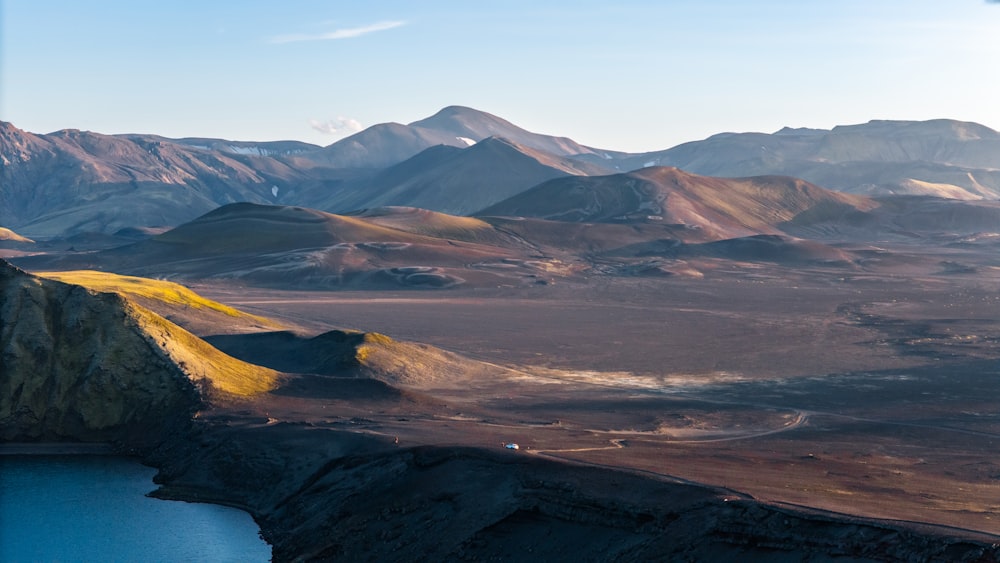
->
773, 126, 828, 136
425, 105, 494, 117
409, 105, 520, 136
474, 135, 522, 149
315, 105, 607, 169
49, 128, 87, 136
831, 118, 1000, 139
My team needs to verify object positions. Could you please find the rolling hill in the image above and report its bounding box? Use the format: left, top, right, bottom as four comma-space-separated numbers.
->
606, 234, 856, 267
478, 166, 878, 239
16, 203, 537, 289
35, 269, 282, 335
17, 186, 1000, 290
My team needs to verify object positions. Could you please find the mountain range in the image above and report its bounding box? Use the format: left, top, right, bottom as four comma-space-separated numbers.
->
4, 106, 1000, 241
626, 119, 1000, 199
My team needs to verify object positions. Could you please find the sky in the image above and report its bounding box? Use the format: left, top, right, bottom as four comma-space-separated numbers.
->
2, 0, 999, 153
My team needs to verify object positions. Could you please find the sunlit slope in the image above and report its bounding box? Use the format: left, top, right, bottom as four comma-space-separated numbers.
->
1, 261, 281, 441
348, 206, 524, 246
323, 137, 610, 215
137, 202, 518, 259
479, 167, 878, 239
55, 202, 528, 289
151, 202, 436, 253
0, 227, 33, 242
127, 301, 282, 397
37, 270, 282, 334
206, 329, 522, 391
36, 268, 283, 398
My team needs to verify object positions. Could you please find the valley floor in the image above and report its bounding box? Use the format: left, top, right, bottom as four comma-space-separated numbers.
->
189, 261, 1000, 540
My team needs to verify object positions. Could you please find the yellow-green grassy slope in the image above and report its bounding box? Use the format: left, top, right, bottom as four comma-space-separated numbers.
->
2, 262, 281, 442
354, 207, 520, 245
38, 270, 282, 334
126, 300, 282, 398
35, 269, 282, 398
354, 331, 518, 389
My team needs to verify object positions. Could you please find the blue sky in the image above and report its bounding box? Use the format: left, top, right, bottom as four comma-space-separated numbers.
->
2, 1, 999, 152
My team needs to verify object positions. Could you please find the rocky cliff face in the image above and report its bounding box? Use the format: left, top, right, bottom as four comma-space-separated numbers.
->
0, 260, 277, 443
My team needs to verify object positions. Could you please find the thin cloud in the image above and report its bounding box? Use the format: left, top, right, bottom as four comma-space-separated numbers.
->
309, 117, 363, 137
270, 21, 406, 44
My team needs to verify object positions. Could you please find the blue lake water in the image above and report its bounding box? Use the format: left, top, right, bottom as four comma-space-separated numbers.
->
0, 455, 271, 563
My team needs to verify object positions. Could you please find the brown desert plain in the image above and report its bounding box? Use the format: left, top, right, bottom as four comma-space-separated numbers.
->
6, 165, 1000, 559
187, 248, 1000, 536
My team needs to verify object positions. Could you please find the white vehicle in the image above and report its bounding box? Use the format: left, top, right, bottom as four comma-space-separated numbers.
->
503, 442, 519, 450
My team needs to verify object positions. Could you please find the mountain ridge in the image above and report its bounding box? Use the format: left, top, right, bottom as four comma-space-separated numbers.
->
308, 105, 621, 169
5, 110, 1000, 241
627, 118, 1000, 199
479, 166, 877, 239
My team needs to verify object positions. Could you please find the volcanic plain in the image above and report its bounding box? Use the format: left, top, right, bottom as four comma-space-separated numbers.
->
188, 242, 1000, 537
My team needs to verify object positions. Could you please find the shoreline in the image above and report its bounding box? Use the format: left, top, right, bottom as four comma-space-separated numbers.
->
0, 442, 118, 456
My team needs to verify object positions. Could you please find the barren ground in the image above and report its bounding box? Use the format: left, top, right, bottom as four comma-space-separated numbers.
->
188, 244, 1000, 540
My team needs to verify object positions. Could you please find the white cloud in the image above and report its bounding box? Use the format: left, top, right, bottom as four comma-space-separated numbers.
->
270, 21, 406, 44
309, 117, 363, 137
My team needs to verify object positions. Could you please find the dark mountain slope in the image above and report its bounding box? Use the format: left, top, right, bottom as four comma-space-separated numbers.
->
323, 137, 610, 215
304, 122, 462, 169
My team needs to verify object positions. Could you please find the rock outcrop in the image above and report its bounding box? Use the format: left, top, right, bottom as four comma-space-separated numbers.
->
150, 431, 1000, 562
0, 260, 278, 444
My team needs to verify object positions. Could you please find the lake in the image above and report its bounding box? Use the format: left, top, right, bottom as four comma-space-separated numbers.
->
0, 454, 271, 562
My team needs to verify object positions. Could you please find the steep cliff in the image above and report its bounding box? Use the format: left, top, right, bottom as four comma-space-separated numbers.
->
0, 260, 279, 443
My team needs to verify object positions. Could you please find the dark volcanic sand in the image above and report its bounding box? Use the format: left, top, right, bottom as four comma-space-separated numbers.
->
185, 254, 1000, 544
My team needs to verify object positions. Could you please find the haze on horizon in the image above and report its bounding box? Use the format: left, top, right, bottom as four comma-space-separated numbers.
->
2, 0, 999, 152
